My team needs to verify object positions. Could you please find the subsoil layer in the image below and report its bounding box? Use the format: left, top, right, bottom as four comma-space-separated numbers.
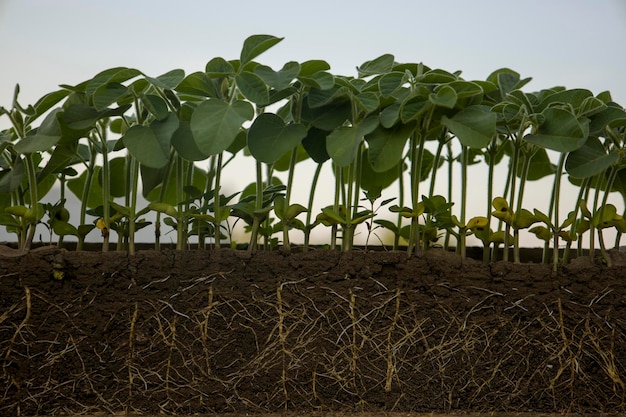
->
1, 245, 626, 416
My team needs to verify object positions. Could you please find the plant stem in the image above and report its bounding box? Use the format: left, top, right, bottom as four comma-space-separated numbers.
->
22, 153, 39, 252
176, 156, 185, 250
303, 162, 323, 251
213, 153, 223, 250
248, 161, 264, 253
128, 157, 139, 255
549, 153, 566, 272
99, 125, 111, 252
282, 148, 298, 251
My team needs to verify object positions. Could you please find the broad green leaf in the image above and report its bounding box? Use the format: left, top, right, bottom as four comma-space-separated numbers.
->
100, 157, 127, 198
26, 89, 72, 125
85, 67, 141, 97
378, 72, 406, 97
380, 102, 401, 128
176, 72, 219, 97
537, 88, 593, 112
302, 127, 330, 164
400, 94, 431, 123
52, 220, 78, 236
254, 61, 300, 90
358, 54, 395, 77
141, 94, 169, 120
14, 109, 62, 153
93, 82, 130, 111
235, 71, 269, 104
326, 117, 378, 167
565, 136, 619, 178
39, 142, 78, 179
144, 69, 185, 89
418, 69, 458, 84
588, 105, 626, 136
299, 60, 331, 77
240, 34, 284, 65
524, 108, 589, 152
441, 105, 496, 149
301, 98, 351, 130
205, 57, 235, 77
355, 92, 379, 114
429, 85, 457, 109
0, 156, 24, 193
365, 122, 414, 172
248, 113, 307, 164
124, 113, 178, 168
448, 80, 484, 107
361, 150, 403, 199
190, 99, 254, 155
486, 68, 532, 99
299, 71, 335, 90
68, 168, 102, 208
171, 121, 209, 161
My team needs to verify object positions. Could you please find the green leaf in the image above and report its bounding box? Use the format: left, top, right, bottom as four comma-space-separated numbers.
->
85, 67, 141, 97
124, 113, 178, 168
327, 117, 378, 167
524, 108, 589, 153
235, 71, 269, 104
101, 157, 127, 198
254, 61, 300, 90
302, 127, 330, 164
355, 92, 379, 114
14, 109, 62, 153
205, 57, 235, 77
378, 72, 406, 97
25, 89, 72, 126
144, 69, 185, 89
248, 113, 307, 164
565, 136, 618, 178
176, 72, 219, 97
441, 105, 496, 149
360, 150, 403, 198
141, 94, 169, 120
240, 34, 284, 66
0, 156, 24, 193
358, 54, 395, 77
299, 60, 331, 77
400, 94, 431, 123
93, 82, 130, 111
171, 121, 209, 161
429, 85, 457, 109
365, 122, 414, 172
190, 99, 254, 156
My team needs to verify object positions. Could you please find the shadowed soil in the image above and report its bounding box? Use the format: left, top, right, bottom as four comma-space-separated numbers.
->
1, 245, 625, 415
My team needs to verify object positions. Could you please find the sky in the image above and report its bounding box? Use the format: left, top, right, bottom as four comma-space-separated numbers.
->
1, 0, 626, 246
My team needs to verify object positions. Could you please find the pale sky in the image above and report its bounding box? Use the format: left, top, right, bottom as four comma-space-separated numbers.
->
1, 0, 626, 246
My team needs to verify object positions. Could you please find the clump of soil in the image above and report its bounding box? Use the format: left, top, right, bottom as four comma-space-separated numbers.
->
1, 245, 625, 415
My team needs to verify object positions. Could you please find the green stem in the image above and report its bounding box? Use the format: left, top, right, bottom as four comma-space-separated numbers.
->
213, 153, 223, 250
459, 145, 468, 259
176, 156, 185, 250
22, 153, 39, 252
128, 157, 139, 255
550, 153, 566, 272
248, 161, 264, 253
282, 148, 299, 251
303, 163, 323, 251
99, 126, 111, 252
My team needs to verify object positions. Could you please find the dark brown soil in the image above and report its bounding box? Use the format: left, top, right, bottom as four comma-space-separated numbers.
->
1, 245, 626, 416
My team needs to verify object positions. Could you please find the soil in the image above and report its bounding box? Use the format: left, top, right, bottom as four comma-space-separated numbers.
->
1, 244, 626, 416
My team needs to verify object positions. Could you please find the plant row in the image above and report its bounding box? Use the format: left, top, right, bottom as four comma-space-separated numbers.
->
1, 35, 626, 269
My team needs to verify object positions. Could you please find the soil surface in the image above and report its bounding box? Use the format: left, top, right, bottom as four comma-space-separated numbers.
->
1, 245, 626, 416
